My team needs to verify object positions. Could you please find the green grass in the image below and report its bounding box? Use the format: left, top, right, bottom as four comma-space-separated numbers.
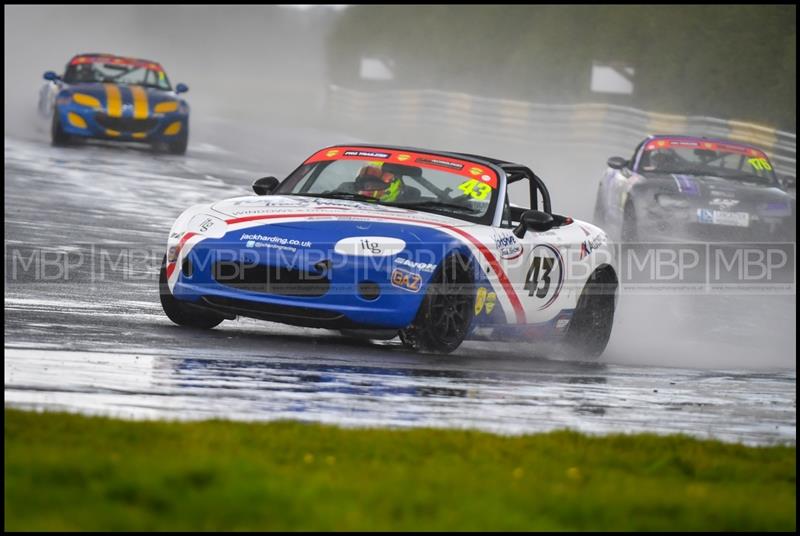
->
4, 408, 796, 531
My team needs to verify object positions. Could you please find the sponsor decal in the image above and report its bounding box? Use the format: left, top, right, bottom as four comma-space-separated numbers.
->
580, 232, 607, 260
475, 287, 487, 315
485, 292, 497, 314
646, 137, 767, 158
334, 236, 406, 257
394, 258, 437, 273
303, 147, 497, 188
344, 150, 391, 159
415, 157, 464, 170
391, 268, 422, 292
492, 230, 523, 260
524, 244, 565, 310
710, 189, 736, 198
672, 175, 700, 197
240, 233, 312, 249
709, 198, 740, 210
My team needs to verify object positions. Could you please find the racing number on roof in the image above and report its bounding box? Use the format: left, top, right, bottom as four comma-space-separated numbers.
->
523, 245, 564, 310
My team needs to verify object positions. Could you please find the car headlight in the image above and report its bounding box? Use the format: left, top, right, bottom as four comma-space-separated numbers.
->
656, 194, 690, 209
154, 101, 179, 114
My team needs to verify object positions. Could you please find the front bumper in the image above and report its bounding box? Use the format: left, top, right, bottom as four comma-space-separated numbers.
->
640, 204, 794, 242
57, 103, 187, 142
171, 244, 432, 330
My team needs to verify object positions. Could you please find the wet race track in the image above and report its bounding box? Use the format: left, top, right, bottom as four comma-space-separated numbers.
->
4, 127, 796, 446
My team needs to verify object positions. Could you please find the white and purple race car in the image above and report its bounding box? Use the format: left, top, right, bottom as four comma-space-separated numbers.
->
160, 145, 618, 355
594, 135, 795, 242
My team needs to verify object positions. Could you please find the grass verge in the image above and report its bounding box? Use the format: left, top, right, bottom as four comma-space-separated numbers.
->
4, 408, 796, 531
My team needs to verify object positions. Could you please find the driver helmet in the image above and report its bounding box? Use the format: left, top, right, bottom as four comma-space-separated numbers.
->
650, 149, 679, 170
356, 164, 403, 202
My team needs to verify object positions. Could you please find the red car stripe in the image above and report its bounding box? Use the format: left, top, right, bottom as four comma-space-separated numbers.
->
166, 231, 197, 279
222, 213, 527, 323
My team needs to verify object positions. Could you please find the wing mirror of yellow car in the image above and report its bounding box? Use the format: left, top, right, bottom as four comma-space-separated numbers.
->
43, 71, 60, 82
175, 83, 189, 94
514, 210, 555, 238
252, 176, 279, 196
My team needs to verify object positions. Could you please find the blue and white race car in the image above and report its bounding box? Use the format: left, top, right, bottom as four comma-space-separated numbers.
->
38, 53, 190, 154
160, 145, 619, 355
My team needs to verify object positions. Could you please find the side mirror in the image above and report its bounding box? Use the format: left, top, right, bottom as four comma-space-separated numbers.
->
607, 156, 628, 170
779, 175, 796, 192
252, 176, 280, 195
43, 71, 59, 82
514, 210, 555, 238
175, 83, 189, 94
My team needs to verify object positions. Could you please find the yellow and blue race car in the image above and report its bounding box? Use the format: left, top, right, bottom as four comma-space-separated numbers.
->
38, 53, 190, 154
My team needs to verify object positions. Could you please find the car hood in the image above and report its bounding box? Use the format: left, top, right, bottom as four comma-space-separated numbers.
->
641, 172, 793, 205
64, 82, 182, 111
209, 195, 479, 228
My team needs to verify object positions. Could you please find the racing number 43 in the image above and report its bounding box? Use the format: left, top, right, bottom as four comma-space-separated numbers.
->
458, 179, 492, 200
524, 256, 554, 298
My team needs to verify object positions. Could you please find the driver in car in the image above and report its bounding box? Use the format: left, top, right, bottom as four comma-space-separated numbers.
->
356, 164, 405, 202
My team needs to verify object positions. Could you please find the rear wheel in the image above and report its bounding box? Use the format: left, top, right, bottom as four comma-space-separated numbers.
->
563, 267, 617, 358
399, 254, 475, 354
51, 111, 71, 146
159, 255, 224, 329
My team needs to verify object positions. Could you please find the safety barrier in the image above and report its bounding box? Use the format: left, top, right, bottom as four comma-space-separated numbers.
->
325, 85, 796, 178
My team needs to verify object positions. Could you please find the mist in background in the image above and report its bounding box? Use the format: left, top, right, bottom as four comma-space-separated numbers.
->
4, 4, 795, 369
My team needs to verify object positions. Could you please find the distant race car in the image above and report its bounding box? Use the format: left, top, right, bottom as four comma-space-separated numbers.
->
593, 135, 796, 242
160, 145, 619, 356
38, 53, 190, 154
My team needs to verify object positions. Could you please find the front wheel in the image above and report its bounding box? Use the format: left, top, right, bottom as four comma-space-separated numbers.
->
159, 255, 224, 329
563, 267, 617, 358
399, 254, 475, 354
51, 111, 71, 146
166, 120, 189, 154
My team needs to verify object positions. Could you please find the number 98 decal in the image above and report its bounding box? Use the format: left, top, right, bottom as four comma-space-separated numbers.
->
523, 244, 564, 310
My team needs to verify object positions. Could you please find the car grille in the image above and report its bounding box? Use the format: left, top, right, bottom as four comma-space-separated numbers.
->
212, 262, 330, 297
95, 113, 158, 133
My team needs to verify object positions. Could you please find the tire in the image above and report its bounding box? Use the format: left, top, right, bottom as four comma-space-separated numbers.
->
563, 267, 617, 358
167, 120, 188, 154
621, 201, 638, 244
51, 110, 71, 146
399, 254, 475, 354
158, 255, 224, 329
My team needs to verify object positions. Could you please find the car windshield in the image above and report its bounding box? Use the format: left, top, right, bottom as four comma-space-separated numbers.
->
637, 139, 776, 185
277, 153, 499, 222
63, 59, 171, 90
